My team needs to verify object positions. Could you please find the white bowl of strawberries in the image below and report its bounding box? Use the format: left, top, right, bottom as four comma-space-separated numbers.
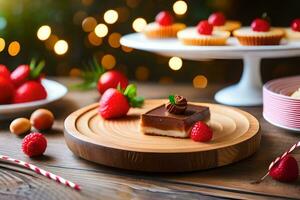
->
0, 61, 67, 119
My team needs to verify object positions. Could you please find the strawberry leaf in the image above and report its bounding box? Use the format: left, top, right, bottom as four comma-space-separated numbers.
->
29, 58, 45, 79
123, 84, 144, 108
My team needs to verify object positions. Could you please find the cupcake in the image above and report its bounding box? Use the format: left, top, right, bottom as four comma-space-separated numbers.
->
208, 12, 241, 32
143, 11, 186, 38
233, 18, 284, 45
177, 20, 230, 46
284, 19, 300, 41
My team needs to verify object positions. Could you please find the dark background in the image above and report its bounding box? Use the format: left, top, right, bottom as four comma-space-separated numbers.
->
0, 0, 300, 86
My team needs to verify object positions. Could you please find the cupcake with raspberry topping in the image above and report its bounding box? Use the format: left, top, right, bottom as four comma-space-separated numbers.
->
177, 20, 230, 46
143, 11, 186, 38
233, 18, 284, 45
208, 12, 241, 32
284, 19, 300, 41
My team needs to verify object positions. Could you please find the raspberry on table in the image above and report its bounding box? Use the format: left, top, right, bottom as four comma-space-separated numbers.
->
22, 132, 47, 157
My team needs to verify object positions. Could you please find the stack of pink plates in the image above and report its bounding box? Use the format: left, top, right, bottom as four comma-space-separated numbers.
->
263, 76, 300, 131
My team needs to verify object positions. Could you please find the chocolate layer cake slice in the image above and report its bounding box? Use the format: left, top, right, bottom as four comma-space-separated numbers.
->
140, 102, 210, 138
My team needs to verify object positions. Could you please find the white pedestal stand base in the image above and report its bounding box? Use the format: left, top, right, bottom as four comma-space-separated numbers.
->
215, 56, 262, 106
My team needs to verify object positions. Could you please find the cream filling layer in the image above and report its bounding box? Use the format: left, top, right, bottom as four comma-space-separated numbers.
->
140, 126, 189, 138
177, 27, 230, 39
234, 27, 284, 37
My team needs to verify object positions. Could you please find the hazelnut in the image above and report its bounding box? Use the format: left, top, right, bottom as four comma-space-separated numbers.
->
30, 109, 54, 131
10, 118, 31, 135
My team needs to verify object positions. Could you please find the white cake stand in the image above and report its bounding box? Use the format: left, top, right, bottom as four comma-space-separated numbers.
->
121, 33, 300, 106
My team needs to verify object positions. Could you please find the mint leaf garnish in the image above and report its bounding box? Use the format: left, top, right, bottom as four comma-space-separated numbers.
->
169, 95, 175, 105
123, 84, 144, 108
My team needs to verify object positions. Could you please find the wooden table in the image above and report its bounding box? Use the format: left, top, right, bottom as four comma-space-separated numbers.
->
0, 78, 299, 200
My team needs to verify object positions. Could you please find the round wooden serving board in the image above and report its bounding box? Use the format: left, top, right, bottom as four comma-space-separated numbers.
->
64, 99, 260, 172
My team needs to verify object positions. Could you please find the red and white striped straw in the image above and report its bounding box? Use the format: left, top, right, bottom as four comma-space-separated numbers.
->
253, 141, 300, 184
0, 155, 80, 191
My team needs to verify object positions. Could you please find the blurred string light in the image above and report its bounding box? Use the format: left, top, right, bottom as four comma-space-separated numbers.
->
69, 67, 82, 77
37, 25, 51, 41
159, 76, 173, 84
101, 54, 116, 69
126, 0, 140, 8
8, 41, 20, 56
73, 11, 87, 25
82, 17, 97, 32
81, 0, 94, 6
95, 23, 108, 37
104, 10, 118, 24
108, 33, 121, 48
121, 45, 133, 53
193, 75, 208, 88
168, 57, 182, 70
45, 34, 58, 50
0, 38, 5, 52
88, 32, 102, 46
173, 1, 188, 15
135, 66, 149, 81
54, 40, 68, 55
132, 18, 147, 32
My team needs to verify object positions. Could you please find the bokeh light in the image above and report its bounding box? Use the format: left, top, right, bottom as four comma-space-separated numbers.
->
81, 0, 93, 6
69, 67, 82, 77
173, 1, 188, 15
45, 34, 58, 50
132, 18, 147, 32
37, 25, 51, 41
73, 11, 87, 25
168, 57, 182, 70
104, 10, 118, 24
193, 75, 208, 88
94, 23, 108, 37
0, 38, 5, 52
121, 45, 133, 53
8, 41, 20, 56
135, 66, 149, 81
82, 17, 97, 32
108, 33, 121, 48
101, 54, 116, 69
54, 40, 68, 55
126, 0, 140, 8
159, 76, 174, 84
88, 32, 103, 46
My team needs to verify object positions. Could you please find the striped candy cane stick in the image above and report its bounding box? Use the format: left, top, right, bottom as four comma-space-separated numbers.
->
252, 141, 300, 184
0, 155, 80, 191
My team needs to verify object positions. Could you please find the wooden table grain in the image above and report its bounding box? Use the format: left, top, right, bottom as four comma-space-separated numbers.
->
0, 77, 299, 200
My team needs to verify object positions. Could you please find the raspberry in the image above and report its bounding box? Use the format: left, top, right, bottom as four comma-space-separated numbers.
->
22, 132, 47, 157
208, 12, 226, 26
155, 11, 173, 26
291, 19, 300, 32
269, 155, 299, 182
251, 18, 270, 32
190, 121, 213, 142
197, 20, 213, 35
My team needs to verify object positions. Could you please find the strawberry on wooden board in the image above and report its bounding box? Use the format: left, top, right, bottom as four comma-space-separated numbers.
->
13, 81, 47, 104
269, 155, 299, 182
97, 70, 128, 95
10, 59, 45, 87
0, 76, 14, 104
0, 64, 11, 80
99, 84, 144, 119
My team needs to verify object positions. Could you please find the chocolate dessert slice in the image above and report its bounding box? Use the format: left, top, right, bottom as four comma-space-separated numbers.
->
140, 99, 210, 138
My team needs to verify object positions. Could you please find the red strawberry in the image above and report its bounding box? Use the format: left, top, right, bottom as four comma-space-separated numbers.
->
197, 20, 213, 35
291, 19, 300, 32
99, 84, 144, 119
0, 64, 11, 80
190, 121, 213, 142
269, 155, 299, 182
208, 12, 226, 26
10, 60, 45, 87
0, 76, 14, 104
155, 11, 173, 26
13, 81, 47, 103
97, 70, 128, 95
251, 18, 270, 32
